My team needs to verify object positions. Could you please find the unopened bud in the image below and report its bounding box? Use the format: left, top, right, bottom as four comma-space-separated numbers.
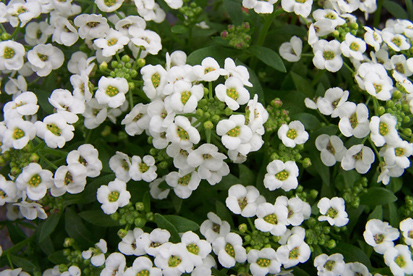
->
224, 107, 233, 116
136, 202, 144, 211
121, 55, 130, 63
238, 223, 248, 233
204, 121, 214, 130
212, 115, 220, 123
303, 157, 312, 168
64, 238, 75, 247
99, 62, 108, 71
327, 239, 336, 249
117, 229, 128, 239
137, 58, 146, 68
271, 98, 283, 108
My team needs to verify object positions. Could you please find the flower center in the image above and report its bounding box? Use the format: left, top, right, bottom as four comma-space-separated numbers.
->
151, 73, 160, 88
38, 53, 48, 61
373, 83, 382, 93
373, 233, 384, 244
395, 63, 405, 74
323, 51, 335, 60
225, 243, 235, 258
286, 128, 297, 139
226, 126, 240, 137
12, 128, 25, 140
263, 213, 278, 224
0, 190, 5, 199
108, 191, 120, 202
79, 156, 88, 166
349, 112, 358, 129
107, 38, 118, 46
134, 113, 143, 122
326, 141, 335, 155
212, 223, 220, 233
187, 243, 200, 255
4, 47, 15, 59
353, 151, 363, 160
176, 127, 189, 140
139, 162, 149, 173
257, 258, 271, 267
325, 12, 336, 19
350, 42, 359, 51
178, 173, 191, 186
29, 174, 42, 187
295, 0, 307, 3
275, 170, 289, 181
409, 230, 413, 239
202, 153, 212, 160
326, 207, 338, 218
168, 255, 182, 267
238, 197, 248, 210
226, 88, 239, 101
395, 147, 405, 157
395, 255, 406, 268
324, 260, 336, 271
289, 247, 299, 259
136, 270, 149, 276
181, 91, 191, 105
180, 149, 189, 157
204, 67, 215, 74
106, 85, 119, 97
86, 21, 100, 28
104, 0, 117, 7
391, 37, 402, 47
47, 123, 62, 136
379, 122, 389, 136
64, 171, 73, 185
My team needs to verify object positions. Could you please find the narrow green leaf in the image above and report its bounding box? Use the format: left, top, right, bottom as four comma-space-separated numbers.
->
360, 187, 397, 206
65, 207, 95, 248
171, 25, 188, 34
6, 223, 26, 244
48, 250, 67, 265
78, 210, 120, 227
172, 193, 183, 213
239, 164, 254, 186
223, 0, 244, 25
388, 202, 400, 228
163, 215, 200, 232
291, 71, 315, 97
154, 213, 181, 243
143, 191, 151, 213
368, 206, 383, 220
249, 45, 286, 72
383, 0, 408, 19
38, 236, 54, 256
10, 255, 37, 273
38, 213, 61, 242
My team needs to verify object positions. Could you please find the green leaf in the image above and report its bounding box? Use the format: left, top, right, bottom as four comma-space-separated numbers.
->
6, 223, 26, 244
48, 250, 67, 265
360, 187, 397, 206
163, 215, 200, 232
38, 213, 61, 242
291, 71, 315, 97
388, 177, 403, 193
10, 255, 37, 273
143, 191, 151, 213
291, 113, 321, 130
78, 210, 120, 227
216, 200, 235, 229
187, 45, 236, 66
238, 164, 254, 186
154, 213, 181, 243
388, 202, 400, 228
383, 0, 408, 19
171, 25, 188, 34
291, 267, 310, 276
333, 242, 373, 270
223, 0, 244, 25
249, 45, 286, 72
172, 193, 183, 213
368, 206, 383, 220
65, 207, 95, 248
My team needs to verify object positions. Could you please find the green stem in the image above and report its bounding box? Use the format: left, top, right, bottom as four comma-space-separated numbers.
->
37, 152, 58, 170
368, 137, 383, 163
85, 129, 93, 143
373, 0, 383, 28
7, 253, 14, 269
247, 217, 255, 231
10, 23, 21, 39
343, 62, 355, 75
114, 11, 125, 20
209, 82, 213, 99
128, 89, 134, 111
372, 96, 380, 116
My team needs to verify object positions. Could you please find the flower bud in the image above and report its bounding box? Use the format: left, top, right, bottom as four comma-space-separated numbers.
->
271, 98, 283, 108
118, 229, 128, 239
212, 115, 220, 123
238, 223, 248, 233
204, 121, 214, 130
159, 161, 168, 169
99, 62, 108, 71
378, 106, 386, 115
122, 55, 131, 63
64, 238, 75, 247
302, 157, 312, 168
244, 235, 251, 242
135, 218, 146, 228
403, 128, 412, 136
137, 58, 146, 68
59, 264, 68, 272
146, 212, 154, 221
136, 202, 145, 211
327, 239, 336, 249
110, 212, 119, 221
224, 107, 233, 116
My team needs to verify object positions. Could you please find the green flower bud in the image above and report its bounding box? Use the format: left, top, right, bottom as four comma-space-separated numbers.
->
224, 107, 233, 116
137, 58, 146, 68
1, 32, 11, 40
64, 238, 75, 247
378, 106, 386, 115
118, 229, 128, 239
130, 69, 138, 78
350, 22, 358, 29
110, 212, 119, 221
196, 109, 204, 117
122, 55, 131, 63
270, 152, 279, 160
327, 239, 336, 249
239, 223, 248, 233
146, 212, 154, 221
29, 153, 40, 163
211, 115, 220, 123
244, 235, 251, 242
136, 202, 145, 211
128, 82, 135, 90
403, 116, 410, 124
10, 167, 20, 176
111, 61, 118, 68
204, 121, 214, 130
159, 161, 168, 169
135, 218, 146, 228
393, 90, 402, 99
119, 218, 127, 225
99, 62, 108, 71
109, 71, 116, 77
2, 151, 10, 160
271, 98, 283, 108
59, 264, 68, 273
403, 128, 412, 136
63, 249, 71, 256
0, 156, 5, 167
323, 226, 330, 234
302, 157, 312, 168
386, 100, 394, 108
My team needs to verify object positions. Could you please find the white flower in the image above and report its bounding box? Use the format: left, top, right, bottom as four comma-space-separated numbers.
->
181, 231, 212, 266
168, 82, 204, 113
97, 178, 131, 214
118, 228, 147, 256
378, 164, 404, 185
25, 21, 53, 46
242, 0, 278, 14
369, 114, 400, 147
165, 169, 201, 199
7, 0, 41, 27
364, 26, 383, 51
51, 16, 79, 47
94, 29, 130, 57
0, 40, 25, 71
96, 0, 124, 12
66, 144, 102, 178
154, 243, 194, 275
187, 143, 228, 181
248, 248, 281, 276
312, 9, 346, 28
317, 197, 349, 227
277, 233, 311, 268
124, 256, 162, 276
143, 228, 170, 256
129, 155, 157, 182
384, 244, 413, 276
149, 177, 170, 200
35, 113, 75, 149
121, 103, 150, 136
264, 160, 299, 192
313, 39, 343, 72
314, 253, 346, 275
363, 219, 399, 254
14, 200, 47, 220
166, 116, 200, 150
3, 91, 38, 121
200, 212, 231, 243
276, 196, 311, 226
356, 63, 393, 101
0, 175, 17, 206
279, 36, 302, 62
246, 94, 269, 135
115, 15, 146, 36
134, 1, 166, 23
95, 76, 129, 108
27, 44, 64, 77
212, 233, 247, 268
109, 152, 131, 182
278, 121, 308, 148
193, 57, 225, 82
400, 218, 413, 246
2, 118, 36, 151
130, 29, 162, 56
255, 202, 288, 236
141, 64, 168, 100
100, 252, 126, 276
74, 14, 109, 40
5, 75, 27, 95
382, 31, 410, 52
316, 87, 349, 118
48, 89, 85, 124
15, 163, 53, 201
216, 115, 253, 153
315, 134, 346, 166
222, 57, 252, 87
226, 184, 265, 217
391, 54, 412, 76
342, 262, 372, 276
338, 102, 370, 138
82, 239, 107, 267
281, 0, 313, 17
83, 99, 108, 129
381, 140, 413, 169
340, 33, 367, 61
51, 163, 88, 197
341, 144, 375, 174
215, 77, 250, 111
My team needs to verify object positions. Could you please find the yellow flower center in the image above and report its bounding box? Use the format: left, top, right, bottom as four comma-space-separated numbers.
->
326, 207, 338, 218
104, 0, 117, 6
4, 47, 15, 59
139, 162, 149, 173
178, 173, 192, 186
187, 243, 200, 255
226, 126, 240, 137
289, 247, 299, 259
263, 213, 278, 224
136, 270, 149, 276
225, 243, 235, 258
151, 73, 160, 88
64, 171, 73, 185
12, 128, 25, 140
374, 233, 384, 244
238, 197, 248, 210
257, 258, 271, 267
107, 38, 118, 46
395, 255, 406, 268
181, 91, 191, 105
176, 127, 189, 140
275, 170, 289, 181
286, 128, 297, 139
323, 51, 335, 60
395, 147, 405, 157
226, 88, 239, 101
29, 174, 42, 187
106, 85, 119, 97
168, 255, 182, 267
324, 260, 336, 271
47, 123, 62, 136
379, 122, 388, 136
108, 191, 120, 202
391, 37, 402, 47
